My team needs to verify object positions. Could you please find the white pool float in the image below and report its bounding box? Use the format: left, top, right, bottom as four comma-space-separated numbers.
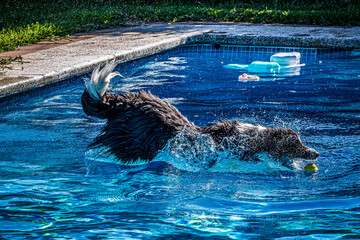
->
270, 52, 305, 76
270, 52, 304, 67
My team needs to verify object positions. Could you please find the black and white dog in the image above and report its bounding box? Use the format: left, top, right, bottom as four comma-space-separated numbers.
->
82, 61, 319, 168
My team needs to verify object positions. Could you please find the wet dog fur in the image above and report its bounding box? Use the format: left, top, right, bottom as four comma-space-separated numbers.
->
81, 62, 319, 167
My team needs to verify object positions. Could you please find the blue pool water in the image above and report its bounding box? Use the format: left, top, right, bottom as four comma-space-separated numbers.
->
0, 45, 359, 239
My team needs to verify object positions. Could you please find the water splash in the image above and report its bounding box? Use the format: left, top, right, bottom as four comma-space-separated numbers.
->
154, 127, 220, 172
85, 126, 299, 174
154, 128, 294, 173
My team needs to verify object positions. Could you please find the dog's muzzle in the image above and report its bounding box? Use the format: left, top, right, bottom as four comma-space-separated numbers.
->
298, 147, 320, 160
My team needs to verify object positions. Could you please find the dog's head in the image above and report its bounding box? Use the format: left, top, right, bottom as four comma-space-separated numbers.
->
201, 121, 319, 168
267, 129, 319, 167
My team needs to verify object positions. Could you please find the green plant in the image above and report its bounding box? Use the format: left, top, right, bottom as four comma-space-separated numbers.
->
0, 23, 64, 53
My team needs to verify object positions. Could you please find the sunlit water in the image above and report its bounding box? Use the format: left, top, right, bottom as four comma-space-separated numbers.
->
0, 45, 359, 239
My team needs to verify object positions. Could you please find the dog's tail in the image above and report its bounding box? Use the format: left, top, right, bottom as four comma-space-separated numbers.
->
85, 60, 122, 100
81, 60, 122, 119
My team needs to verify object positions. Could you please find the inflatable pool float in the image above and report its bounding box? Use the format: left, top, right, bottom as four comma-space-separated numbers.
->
224, 64, 248, 70
224, 52, 306, 76
270, 52, 305, 67
238, 73, 260, 82
270, 52, 305, 76
248, 61, 281, 73
224, 61, 281, 74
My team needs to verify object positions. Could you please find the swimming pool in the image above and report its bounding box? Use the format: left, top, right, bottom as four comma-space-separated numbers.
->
0, 44, 359, 239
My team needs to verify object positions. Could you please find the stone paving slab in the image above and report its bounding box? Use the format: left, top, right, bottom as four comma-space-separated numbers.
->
1, 23, 359, 98
0, 29, 123, 59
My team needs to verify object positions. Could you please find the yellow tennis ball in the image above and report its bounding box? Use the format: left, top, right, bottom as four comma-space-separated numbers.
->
304, 163, 318, 171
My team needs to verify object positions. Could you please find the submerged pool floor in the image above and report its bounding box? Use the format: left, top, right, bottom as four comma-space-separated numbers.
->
0, 45, 359, 239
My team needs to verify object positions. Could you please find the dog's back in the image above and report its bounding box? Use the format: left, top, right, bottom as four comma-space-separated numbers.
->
82, 89, 197, 163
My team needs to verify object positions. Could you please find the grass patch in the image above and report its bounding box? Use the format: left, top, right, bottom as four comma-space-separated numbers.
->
0, 23, 64, 53
1, 0, 359, 54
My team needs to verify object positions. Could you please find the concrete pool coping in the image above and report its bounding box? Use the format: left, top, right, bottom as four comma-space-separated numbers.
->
1, 23, 359, 98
